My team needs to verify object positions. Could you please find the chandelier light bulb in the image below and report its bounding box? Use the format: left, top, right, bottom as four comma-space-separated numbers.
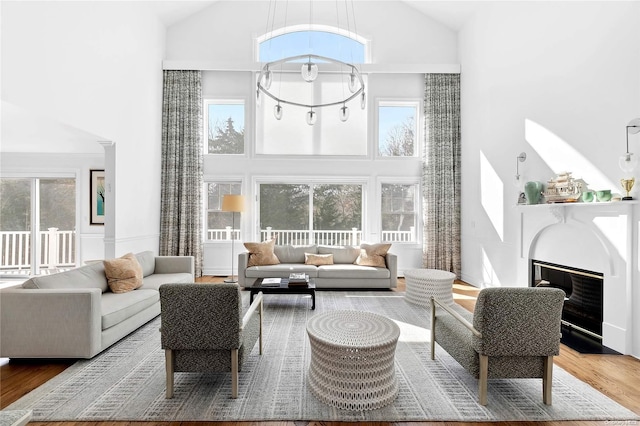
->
301, 61, 319, 82
348, 70, 357, 93
263, 69, 273, 90
256, 89, 261, 107
619, 152, 638, 173
306, 109, 317, 126
339, 105, 349, 122
360, 92, 366, 110
274, 103, 283, 120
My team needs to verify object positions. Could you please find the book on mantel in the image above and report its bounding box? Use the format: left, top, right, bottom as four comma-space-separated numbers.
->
288, 273, 309, 286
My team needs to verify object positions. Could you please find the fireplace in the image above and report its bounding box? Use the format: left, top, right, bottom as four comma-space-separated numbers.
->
531, 260, 603, 339
517, 201, 637, 356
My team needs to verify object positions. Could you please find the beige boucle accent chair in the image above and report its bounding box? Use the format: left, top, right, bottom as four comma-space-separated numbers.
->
430, 287, 565, 406
159, 283, 264, 399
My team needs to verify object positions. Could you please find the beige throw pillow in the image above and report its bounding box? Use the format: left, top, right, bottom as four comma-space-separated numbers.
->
305, 253, 334, 266
354, 243, 392, 267
103, 253, 143, 293
244, 238, 280, 267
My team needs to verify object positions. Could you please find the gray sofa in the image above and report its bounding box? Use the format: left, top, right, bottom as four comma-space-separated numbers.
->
238, 244, 397, 289
0, 251, 194, 359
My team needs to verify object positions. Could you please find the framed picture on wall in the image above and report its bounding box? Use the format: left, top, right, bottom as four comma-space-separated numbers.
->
90, 169, 105, 225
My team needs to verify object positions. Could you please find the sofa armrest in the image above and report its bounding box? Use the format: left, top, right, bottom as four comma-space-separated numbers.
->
155, 256, 195, 280
0, 288, 102, 358
386, 253, 398, 288
237, 252, 249, 287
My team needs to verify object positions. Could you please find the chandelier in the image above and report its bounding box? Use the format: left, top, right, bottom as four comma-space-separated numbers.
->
256, 1, 365, 126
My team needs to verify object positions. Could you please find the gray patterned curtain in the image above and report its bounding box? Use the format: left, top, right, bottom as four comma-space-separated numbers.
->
422, 73, 461, 277
160, 70, 203, 277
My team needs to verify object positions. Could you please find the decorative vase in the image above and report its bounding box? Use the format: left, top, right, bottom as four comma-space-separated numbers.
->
524, 181, 543, 205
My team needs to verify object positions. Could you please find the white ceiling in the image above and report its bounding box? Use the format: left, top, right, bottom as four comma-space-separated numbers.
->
146, 0, 483, 31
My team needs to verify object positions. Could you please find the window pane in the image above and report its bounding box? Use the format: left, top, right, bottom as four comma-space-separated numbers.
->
258, 183, 363, 245
313, 184, 362, 245
206, 182, 242, 240
378, 105, 417, 157
259, 31, 365, 63
260, 184, 310, 244
381, 184, 416, 242
207, 102, 245, 154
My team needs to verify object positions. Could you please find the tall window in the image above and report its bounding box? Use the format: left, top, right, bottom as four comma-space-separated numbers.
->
381, 183, 418, 243
378, 101, 419, 157
206, 182, 242, 241
259, 183, 362, 245
206, 100, 245, 155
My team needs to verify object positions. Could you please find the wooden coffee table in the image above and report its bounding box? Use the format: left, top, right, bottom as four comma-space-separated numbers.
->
249, 278, 316, 310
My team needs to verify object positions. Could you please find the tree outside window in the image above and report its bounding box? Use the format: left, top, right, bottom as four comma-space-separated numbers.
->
381, 183, 417, 242
378, 103, 419, 157
206, 101, 245, 154
259, 183, 362, 245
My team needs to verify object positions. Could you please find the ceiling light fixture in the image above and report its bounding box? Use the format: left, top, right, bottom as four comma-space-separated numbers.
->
256, 0, 365, 126
257, 54, 365, 126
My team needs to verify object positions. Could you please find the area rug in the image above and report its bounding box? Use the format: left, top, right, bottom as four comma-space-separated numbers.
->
6, 291, 639, 422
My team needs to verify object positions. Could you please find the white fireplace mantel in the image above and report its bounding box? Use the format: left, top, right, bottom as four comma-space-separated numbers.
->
516, 201, 639, 357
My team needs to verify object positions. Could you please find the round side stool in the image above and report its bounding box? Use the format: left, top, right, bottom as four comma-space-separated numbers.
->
404, 268, 456, 307
306, 310, 400, 410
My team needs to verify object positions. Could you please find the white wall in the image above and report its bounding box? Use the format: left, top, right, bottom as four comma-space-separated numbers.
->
166, 1, 458, 65
1, 1, 167, 260
458, 2, 640, 356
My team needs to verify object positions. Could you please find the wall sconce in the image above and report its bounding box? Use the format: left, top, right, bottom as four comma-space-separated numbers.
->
515, 152, 527, 185
619, 118, 640, 173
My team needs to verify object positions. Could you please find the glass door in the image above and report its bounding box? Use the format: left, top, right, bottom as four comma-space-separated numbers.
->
0, 177, 76, 278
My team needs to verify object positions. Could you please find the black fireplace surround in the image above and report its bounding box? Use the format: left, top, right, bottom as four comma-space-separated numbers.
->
531, 260, 603, 338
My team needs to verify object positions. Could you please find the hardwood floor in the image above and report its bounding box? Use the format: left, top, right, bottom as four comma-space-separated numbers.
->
1, 278, 639, 426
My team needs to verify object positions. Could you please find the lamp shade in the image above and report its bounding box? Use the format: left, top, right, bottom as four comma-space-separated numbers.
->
221, 194, 245, 213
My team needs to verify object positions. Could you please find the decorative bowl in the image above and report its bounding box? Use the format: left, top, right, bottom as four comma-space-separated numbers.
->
595, 189, 612, 202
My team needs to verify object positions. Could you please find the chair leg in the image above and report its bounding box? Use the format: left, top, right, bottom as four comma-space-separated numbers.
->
231, 348, 239, 399
479, 354, 489, 405
165, 349, 174, 399
543, 355, 553, 405
259, 299, 264, 355
430, 297, 436, 360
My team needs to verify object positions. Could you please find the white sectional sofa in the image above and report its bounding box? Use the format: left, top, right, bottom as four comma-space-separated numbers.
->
0, 251, 194, 359
238, 244, 397, 289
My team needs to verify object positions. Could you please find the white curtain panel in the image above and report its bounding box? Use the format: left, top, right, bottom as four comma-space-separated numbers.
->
422, 74, 461, 278
160, 70, 203, 277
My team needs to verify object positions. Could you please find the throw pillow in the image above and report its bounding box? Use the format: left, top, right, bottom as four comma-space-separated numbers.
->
354, 243, 392, 267
305, 252, 334, 266
103, 252, 143, 293
244, 238, 280, 267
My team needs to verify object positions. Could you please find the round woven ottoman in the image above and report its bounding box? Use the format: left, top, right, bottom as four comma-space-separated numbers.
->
306, 310, 400, 411
404, 268, 456, 307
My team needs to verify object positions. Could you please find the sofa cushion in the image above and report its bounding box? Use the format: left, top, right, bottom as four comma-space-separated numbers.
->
355, 243, 392, 267
274, 244, 316, 263
101, 289, 159, 330
135, 251, 156, 277
245, 264, 318, 278
317, 245, 360, 264
104, 253, 143, 293
305, 253, 333, 266
22, 262, 109, 292
245, 238, 280, 266
140, 273, 194, 291
318, 264, 391, 279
